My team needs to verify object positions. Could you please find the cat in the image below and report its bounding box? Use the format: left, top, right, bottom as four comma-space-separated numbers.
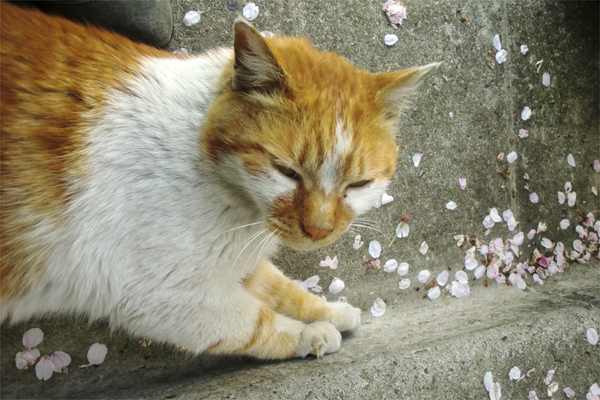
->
0, 2, 439, 359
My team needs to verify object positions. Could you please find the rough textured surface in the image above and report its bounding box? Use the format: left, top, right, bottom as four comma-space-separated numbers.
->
1, 1, 599, 399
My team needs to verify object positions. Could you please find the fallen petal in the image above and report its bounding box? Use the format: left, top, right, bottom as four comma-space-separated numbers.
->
87, 343, 108, 366
521, 106, 532, 121
464, 256, 478, 271
260, 31, 275, 38
397, 262, 409, 276
398, 278, 411, 290
437, 270, 449, 286
495, 49, 507, 64
573, 239, 583, 253
242, 3, 259, 21
396, 222, 410, 238
567, 191, 577, 207
544, 369, 555, 385
595, 160, 600, 173
548, 382, 559, 397
509, 366, 521, 381
529, 193, 539, 203
520, 44, 529, 55
383, 259, 399, 273
368, 240, 382, 259
450, 281, 470, 298
455, 271, 468, 285
35, 356, 54, 381
50, 351, 71, 373
537, 222, 548, 233
564, 388, 575, 399
428, 286, 441, 300
22, 328, 44, 349
413, 152, 423, 167
459, 177, 467, 190
483, 215, 495, 229
558, 219, 570, 230
446, 201, 457, 210
484, 371, 493, 392
370, 298, 386, 317
384, 34, 399, 46
304, 275, 319, 288
490, 381, 501, 400
567, 153, 576, 167
490, 208, 503, 223
15, 348, 41, 369
518, 129, 530, 138
529, 391, 539, 400
383, 0, 407, 26
587, 328, 599, 346
506, 217, 518, 232
353, 235, 364, 250
541, 237, 553, 249
558, 191, 566, 204
542, 72, 551, 87
182, 10, 201, 27
295, 279, 308, 291
417, 269, 431, 283
381, 193, 394, 205
419, 241, 429, 255
474, 265, 486, 279
512, 232, 524, 246
493, 34, 502, 51
506, 151, 518, 164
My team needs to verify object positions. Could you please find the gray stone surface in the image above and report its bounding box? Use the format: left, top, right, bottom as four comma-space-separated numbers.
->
1, 1, 599, 399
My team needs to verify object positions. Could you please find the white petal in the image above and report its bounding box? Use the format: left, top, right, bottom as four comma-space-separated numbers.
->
509, 366, 521, 381
493, 34, 502, 51
521, 106, 532, 121
483, 215, 495, 229
495, 49, 507, 64
459, 177, 467, 190
260, 31, 275, 38
490, 208, 503, 223
368, 240, 382, 259
35, 357, 54, 381
515, 275, 527, 290
559, 219, 570, 230
381, 193, 394, 205
576, 225, 587, 238
567, 191, 577, 207
506, 151, 518, 164
520, 44, 529, 54
537, 222, 548, 233
455, 234, 466, 247
548, 382, 559, 397
589, 328, 600, 345
87, 343, 108, 366
529, 391, 539, 400
502, 209, 514, 222
446, 201, 457, 210
304, 275, 319, 288
512, 232, 524, 246
242, 3, 259, 21
484, 371, 493, 392
455, 271, 468, 285
450, 281, 470, 298
593, 186, 598, 196
428, 286, 441, 300
590, 383, 600, 395
437, 270, 449, 286
353, 235, 363, 250
15, 348, 40, 369
480, 245, 490, 255
564, 388, 575, 399
417, 270, 431, 283
370, 298, 386, 317
497, 152, 505, 162
594, 160, 600, 172
529, 193, 539, 203
518, 129, 529, 138
294, 280, 308, 291
490, 382, 501, 400
542, 72, 551, 87
544, 369, 555, 385
541, 237, 553, 249
565, 181, 573, 192
397, 262, 409, 276
474, 265, 486, 279
413, 152, 423, 167
558, 191, 566, 204
419, 241, 429, 255
384, 34, 399, 46
182, 10, 201, 26
567, 153, 576, 167
506, 217, 518, 232
398, 278, 411, 290
50, 351, 71, 372
383, 259, 399, 273
22, 328, 44, 348
396, 223, 410, 238
328, 278, 345, 294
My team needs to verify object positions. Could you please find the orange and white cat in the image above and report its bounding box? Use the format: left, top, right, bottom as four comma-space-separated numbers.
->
1, 3, 438, 359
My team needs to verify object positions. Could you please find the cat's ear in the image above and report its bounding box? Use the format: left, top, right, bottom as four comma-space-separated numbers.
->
375, 62, 441, 121
232, 18, 289, 93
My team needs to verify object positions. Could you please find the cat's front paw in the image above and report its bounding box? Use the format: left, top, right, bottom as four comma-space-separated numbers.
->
296, 321, 341, 358
328, 301, 361, 333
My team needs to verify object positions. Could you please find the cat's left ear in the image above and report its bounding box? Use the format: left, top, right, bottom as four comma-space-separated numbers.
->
375, 62, 441, 120
231, 18, 289, 93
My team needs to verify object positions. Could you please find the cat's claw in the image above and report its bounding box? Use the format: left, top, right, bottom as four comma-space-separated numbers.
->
328, 301, 361, 333
296, 321, 341, 358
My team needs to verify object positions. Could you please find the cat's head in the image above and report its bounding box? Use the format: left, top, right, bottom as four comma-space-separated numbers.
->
202, 19, 439, 251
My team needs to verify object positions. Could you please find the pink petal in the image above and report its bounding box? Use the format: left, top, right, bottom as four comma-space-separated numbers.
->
509, 366, 521, 380
242, 3, 259, 21
564, 388, 575, 399
397, 262, 409, 276
507, 151, 518, 164
304, 275, 319, 288
294, 280, 308, 291
527, 229, 536, 240
529, 391, 539, 400
15, 348, 40, 369
594, 159, 600, 172
512, 232, 524, 246
547, 382, 559, 397
483, 215, 495, 229
419, 241, 428, 255
381, 193, 394, 205
87, 343, 108, 366
22, 328, 44, 348
50, 351, 71, 372
529, 193, 539, 203
370, 298, 386, 317
544, 369, 555, 385
474, 265, 486, 279
455, 271, 468, 285
450, 281, 470, 298
542, 72, 551, 87
567, 153, 576, 167
446, 201, 457, 210
567, 191, 577, 207
493, 34, 502, 51
464, 255, 478, 270
35, 356, 54, 381
383, 259, 398, 273
417, 269, 431, 283
490, 381, 501, 400
459, 177, 467, 190
518, 129, 529, 138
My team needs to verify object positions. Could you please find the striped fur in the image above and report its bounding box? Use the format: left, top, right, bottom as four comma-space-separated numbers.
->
0, 3, 437, 359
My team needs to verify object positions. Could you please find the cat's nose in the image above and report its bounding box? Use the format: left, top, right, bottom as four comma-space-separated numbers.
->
304, 225, 332, 242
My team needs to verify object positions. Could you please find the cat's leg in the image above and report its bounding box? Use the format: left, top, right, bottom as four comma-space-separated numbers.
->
112, 282, 342, 360
243, 259, 361, 333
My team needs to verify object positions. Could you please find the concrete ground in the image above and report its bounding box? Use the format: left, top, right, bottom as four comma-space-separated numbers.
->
1, 1, 599, 399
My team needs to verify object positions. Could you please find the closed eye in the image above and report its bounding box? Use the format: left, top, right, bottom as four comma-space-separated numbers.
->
347, 180, 371, 188
274, 164, 300, 180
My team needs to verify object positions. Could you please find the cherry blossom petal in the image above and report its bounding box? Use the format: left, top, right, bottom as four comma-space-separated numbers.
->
593, 186, 598, 196
532, 274, 544, 285
506, 217, 518, 231
242, 3, 259, 21
590, 383, 600, 396
428, 286, 441, 300
573, 239, 583, 253
493, 34, 502, 51
413, 152, 423, 167
260, 31, 275, 38
304, 275, 319, 288
446, 201, 457, 210
529, 391, 539, 400
294, 280, 308, 291
397, 262, 409, 276
381, 193, 394, 205
565, 181, 573, 193
437, 270, 449, 286
595, 221, 600, 233
384, 34, 399, 46
509, 366, 521, 381
419, 241, 429, 255
502, 210, 514, 222
542, 72, 551, 87
353, 235, 364, 250
512, 232, 524, 246
495, 49, 507, 64
474, 265, 486, 279
480, 245, 490, 255
541, 237, 554, 249
548, 382, 559, 397
497, 152, 505, 162
537, 222, 548, 233
559, 219, 570, 230
398, 278, 411, 290
383, 259, 399, 273
450, 281, 470, 298
567, 153, 576, 167
576, 225, 587, 238
558, 191, 566, 204
368, 240, 382, 259
455, 271, 468, 285
490, 381, 501, 400
484, 371, 493, 392
594, 160, 600, 172
22, 328, 44, 348
35, 356, 54, 381
529, 193, 539, 203
417, 270, 431, 283
564, 388, 575, 399
182, 10, 201, 26
483, 216, 495, 229
567, 192, 577, 207
383, 0, 407, 26
370, 298, 386, 317
87, 343, 108, 366
50, 351, 71, 373
15, 348, 40, 369
521, 106, 532, 121
506, 151, 518, 164
544, 369, 555, 385
490, 208, 503, 223
587, 328, 599, 345
518, 129, 529, 138
396, 222, 410, 238
464, 256, 478, 271
520, 44, 529, 55
459, 178, 467, 190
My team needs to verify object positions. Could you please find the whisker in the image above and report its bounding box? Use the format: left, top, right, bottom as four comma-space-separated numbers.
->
242, 230, 277, 272
350, 224, 386, 236
216, 221, 263, 238
228, 228, 269, 277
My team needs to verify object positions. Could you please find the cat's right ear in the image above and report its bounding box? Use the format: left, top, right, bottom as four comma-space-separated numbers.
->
232, 18, 289, 93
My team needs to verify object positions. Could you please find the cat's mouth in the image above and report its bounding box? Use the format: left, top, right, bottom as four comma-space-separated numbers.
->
268, 221, 346, 251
